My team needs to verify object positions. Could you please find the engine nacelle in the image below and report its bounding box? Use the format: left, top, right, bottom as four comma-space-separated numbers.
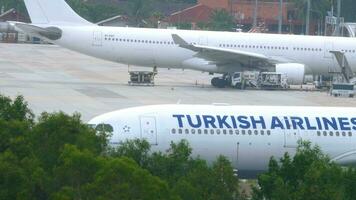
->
275, 63, 305, 85
0, 22, 15, 32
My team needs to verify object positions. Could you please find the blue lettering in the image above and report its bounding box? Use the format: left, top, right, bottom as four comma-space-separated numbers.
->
230, 116, 237, 128
217, 115, 231, 128
202, 115, 217, 128
250, 116, 266, 129
338, 117, 351, 131
315, 117, 323, 130
237, 116, 250, 129
173, 115, 185, 128
290, 117, 305, 130
304, 117, 317, 130
322, 117, 338, 130
187, 115, 202, 128
284, 117, 291, 129
271, 116, 284, 129
352, 118, 356, 130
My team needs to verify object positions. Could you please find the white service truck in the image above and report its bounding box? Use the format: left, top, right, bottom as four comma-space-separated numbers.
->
229, 71, 289, 90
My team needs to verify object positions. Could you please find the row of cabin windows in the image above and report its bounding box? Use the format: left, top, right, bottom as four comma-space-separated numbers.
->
317, 131, 353, 137
104, 37, 175, 45
171, 128, 271, 136
220, 44, 290, 50
104, 38, 356, 54
220, 44, 356, 53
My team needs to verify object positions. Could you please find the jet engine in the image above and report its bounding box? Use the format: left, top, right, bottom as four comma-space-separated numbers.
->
275, 63, 305, 85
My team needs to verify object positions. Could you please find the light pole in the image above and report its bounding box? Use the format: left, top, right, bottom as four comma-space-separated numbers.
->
278, 0, 283, 34
306, 0, 311, 35
335, 0, 341, 36
253, 0, 258, 27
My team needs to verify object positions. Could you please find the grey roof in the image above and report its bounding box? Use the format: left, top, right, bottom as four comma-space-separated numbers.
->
96, 15, 128, 25
0, 8, 15, 18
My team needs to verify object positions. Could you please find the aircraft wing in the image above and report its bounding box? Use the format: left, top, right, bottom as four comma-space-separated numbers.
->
172, 34, 286, 67
12, 22, 62, 40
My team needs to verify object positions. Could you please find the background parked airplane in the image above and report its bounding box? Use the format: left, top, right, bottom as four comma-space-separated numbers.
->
89, 104, 356, 177
13, 0, 356, 88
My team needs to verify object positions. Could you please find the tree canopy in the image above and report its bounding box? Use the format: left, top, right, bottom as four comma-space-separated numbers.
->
252, 141, 356, 200
0, 94, 240, 200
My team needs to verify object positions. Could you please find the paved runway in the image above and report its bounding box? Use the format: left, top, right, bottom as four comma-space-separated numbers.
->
0, 43, 355, 121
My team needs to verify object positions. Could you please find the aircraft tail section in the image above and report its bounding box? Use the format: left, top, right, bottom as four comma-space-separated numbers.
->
23, 0, 93, 25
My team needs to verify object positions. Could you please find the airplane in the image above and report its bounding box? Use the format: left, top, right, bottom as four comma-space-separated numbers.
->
89, 104, 356, 177
11, 0, 356, 88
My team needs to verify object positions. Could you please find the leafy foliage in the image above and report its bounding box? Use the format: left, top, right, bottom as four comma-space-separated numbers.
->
291, 0, 331, 20
0, 94, 240, 200
252, 141, 355, 200
208, 9, 236, 31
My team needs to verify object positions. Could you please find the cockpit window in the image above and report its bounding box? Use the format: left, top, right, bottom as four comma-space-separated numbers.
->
93, 123, 114, 133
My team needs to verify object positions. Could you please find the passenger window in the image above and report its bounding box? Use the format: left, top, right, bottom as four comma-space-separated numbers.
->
267, 130, 271, 135
242, 130, 246, 135
229, 130, 233, 135
329, 131, 334, 136
178, 129, 183, 134
210, 129, 215, 134
349, 132, 352, 137
216, 129, 221, 135
185, 129, 189, 134
198, 129, 202, 134
223, 130, 227, 135
342, 132, 346, 136
172, 129, 176, 134
192, 129, 196, 134
254, 130, 258, 135
235, 130, 239, 135
336, 132, 340, 136
204, 129, 208, 134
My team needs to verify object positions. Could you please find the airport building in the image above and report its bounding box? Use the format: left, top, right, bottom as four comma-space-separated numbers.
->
169, 0, 307, 34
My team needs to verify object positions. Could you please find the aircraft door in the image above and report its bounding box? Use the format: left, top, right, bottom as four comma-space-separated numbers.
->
198, 36, 208, 46
92, 30, 102, 46
284, 129, 301, 148
324, 41, 334, 58
140, 116, 158, 145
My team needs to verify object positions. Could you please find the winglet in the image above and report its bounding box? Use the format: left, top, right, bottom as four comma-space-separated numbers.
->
172, 34, 189, 47
172, 34, 199, 52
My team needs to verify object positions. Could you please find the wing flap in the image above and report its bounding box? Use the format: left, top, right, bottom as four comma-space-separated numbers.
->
172, 34, 285, 67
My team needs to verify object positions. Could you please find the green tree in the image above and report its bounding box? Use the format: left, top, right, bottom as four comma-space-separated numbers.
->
84, 157, 175, 200
252, 141, 345, 200
343, 168, 356, 200
291, 0, 331, 21
208, 9, 236, 31
126, 0, 153, 26
0, 0, 26, 15
341, 0, 356, 22
110, 139, 151, 167
52, 145, 102, 200
29, 112, 108, 171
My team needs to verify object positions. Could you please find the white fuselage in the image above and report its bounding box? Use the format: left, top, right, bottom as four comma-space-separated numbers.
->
52, 25, 356, 75
89, 105, 356, 177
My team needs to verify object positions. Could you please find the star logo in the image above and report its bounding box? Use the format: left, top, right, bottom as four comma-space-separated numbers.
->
123, 125, 131, 133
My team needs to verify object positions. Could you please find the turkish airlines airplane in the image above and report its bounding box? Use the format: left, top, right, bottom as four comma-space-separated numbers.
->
13, 0, 356, 88
89, 104, 356, 177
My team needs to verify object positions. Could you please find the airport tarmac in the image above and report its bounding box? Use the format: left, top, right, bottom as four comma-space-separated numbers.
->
0, 43, 355, 121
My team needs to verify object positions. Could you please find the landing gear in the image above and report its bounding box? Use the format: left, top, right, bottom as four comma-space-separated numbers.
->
211, 77, 228, 88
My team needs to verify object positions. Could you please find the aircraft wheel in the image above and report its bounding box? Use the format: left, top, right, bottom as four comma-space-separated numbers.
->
211, 77, 227, 88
